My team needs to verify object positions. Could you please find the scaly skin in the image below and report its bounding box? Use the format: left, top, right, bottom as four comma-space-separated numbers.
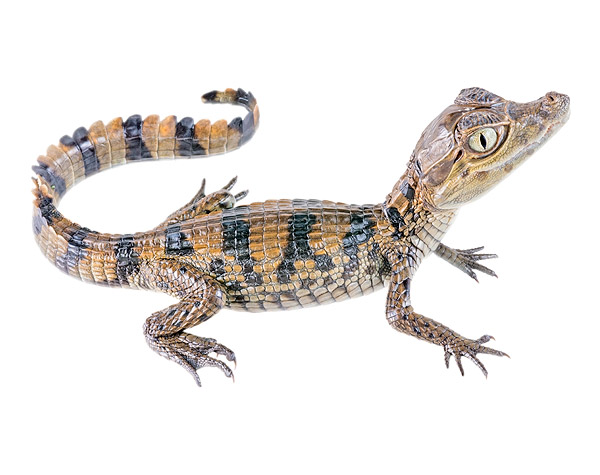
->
31, 87, 570, 385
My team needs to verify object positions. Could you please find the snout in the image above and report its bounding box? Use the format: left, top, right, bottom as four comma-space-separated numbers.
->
542, 91, 571, 115
540, 91, 571, 127
507, 91, 570, 123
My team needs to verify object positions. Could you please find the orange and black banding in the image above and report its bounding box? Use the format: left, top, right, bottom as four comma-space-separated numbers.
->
192, 200, 395, 311
31, 88, 258, 201
32, 88, 259, 287
31, 87, 566, 385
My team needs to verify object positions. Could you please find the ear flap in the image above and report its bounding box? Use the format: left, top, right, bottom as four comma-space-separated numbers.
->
455, 87, 504, 105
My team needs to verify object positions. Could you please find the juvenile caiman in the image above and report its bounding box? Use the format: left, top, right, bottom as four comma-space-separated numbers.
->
31, 87, 570, 385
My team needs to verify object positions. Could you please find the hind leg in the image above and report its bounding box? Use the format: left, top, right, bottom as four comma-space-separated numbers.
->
141, 260, 235, 386
158, 177, 248, 227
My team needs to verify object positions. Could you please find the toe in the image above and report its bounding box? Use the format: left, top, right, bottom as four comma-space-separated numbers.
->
454, 353, 465, 376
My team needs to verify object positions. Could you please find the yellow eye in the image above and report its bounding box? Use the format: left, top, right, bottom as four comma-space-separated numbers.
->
468, 128, 498, 153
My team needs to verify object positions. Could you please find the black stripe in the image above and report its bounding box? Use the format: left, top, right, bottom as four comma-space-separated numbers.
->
342, 213, 376, 260
229, 117, 243, 136
209, 258, 226, 277
123, 115, 151, 160
66, 226, 92, 272
175, 117, 194, 157
201, 90, 218, 102
32, 163, 67, 197
385, 206, 406, 240
37, 196, 62, 225
235, 88, 248, 106
165, 224, 194, 256
276, 213, 333, 284
73, 127, 100, 176
401, 182, 415, 200
59, 134, 76, 149
220, 210, 262, 288
222, 213, 251, 259
235, 89, 257, 109
115, 234, 140, 283
240, 111, 256, 145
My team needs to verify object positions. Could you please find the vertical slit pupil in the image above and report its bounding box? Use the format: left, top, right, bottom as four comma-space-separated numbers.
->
480, 134, 487, 149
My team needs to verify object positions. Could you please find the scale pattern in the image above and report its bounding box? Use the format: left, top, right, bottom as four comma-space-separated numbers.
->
31, 86, 570, 385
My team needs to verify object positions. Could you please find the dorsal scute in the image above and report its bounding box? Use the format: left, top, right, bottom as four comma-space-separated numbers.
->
455, 87, 504, 106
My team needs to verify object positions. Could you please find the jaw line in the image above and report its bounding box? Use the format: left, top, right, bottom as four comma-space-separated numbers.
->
429, 112, 569, 210
502, 114, 569, 171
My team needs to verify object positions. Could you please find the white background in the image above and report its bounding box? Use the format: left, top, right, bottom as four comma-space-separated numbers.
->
1, 1, 598, 474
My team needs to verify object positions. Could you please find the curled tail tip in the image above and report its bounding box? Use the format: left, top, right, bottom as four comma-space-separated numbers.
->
201, 90, 221, 103
201, 88, 240, 104
202, 88, 257, 109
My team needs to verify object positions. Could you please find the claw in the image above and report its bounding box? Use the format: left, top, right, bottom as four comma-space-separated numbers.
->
197, 178, 206, 199
211, 358, 235, 379
443, 335, 508, 377
461, 246, 485, 253
234, 190, 249, 202
444, 349, 452, 369
470, 253, 498, 261
477, 345, 510, 358
180, 357, 204, 387
469, 262, 498, 278
476, 334, 494, 344
464, 353, 488, 378
223, 176, 237, 191
454, 353, 465, 376
439, 245, 499, 281
163, 334, 237, 385
187, 178, 207, 205
466, 268, 479, 283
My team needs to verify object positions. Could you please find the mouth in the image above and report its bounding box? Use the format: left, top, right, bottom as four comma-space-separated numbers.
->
543, 91, 570, 126
540, 93, 571, 143
502, 98, 570, 171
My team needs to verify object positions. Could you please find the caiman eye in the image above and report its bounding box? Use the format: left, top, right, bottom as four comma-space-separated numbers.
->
468, 127, 498, 153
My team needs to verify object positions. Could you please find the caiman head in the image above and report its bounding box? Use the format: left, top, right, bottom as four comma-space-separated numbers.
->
391, 87, 570, 211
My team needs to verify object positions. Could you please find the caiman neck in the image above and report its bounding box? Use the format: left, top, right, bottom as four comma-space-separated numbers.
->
384, 163, 440, 216
383, 164, 457, 257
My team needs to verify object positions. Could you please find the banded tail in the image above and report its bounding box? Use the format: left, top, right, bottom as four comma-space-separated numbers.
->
32, 88, 259, 287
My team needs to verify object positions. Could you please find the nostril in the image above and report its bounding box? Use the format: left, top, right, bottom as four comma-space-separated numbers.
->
546, 92, 558, 103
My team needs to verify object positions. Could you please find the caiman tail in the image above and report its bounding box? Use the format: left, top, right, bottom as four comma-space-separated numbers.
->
31, 88, 259, 288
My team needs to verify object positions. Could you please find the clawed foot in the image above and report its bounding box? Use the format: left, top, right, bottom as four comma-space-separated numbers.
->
149, 332, 237, 386
161, 176, 249, 226
443, 334, 509, 378
190, 176, 248, 211
449, 246, 498, 282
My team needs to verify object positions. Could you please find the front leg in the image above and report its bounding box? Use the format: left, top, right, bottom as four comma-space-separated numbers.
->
435, 243, 498, 282
386, 266, 508, 376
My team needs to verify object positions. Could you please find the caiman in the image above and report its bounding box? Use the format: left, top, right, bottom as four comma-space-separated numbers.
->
31, 87, 570, 385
